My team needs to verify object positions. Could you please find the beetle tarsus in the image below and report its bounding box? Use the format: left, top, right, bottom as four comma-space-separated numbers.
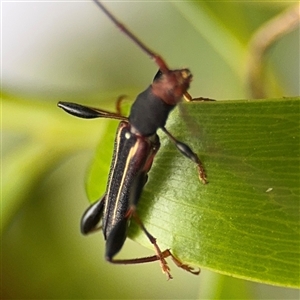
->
198, 164, 208, 184
184, 92, 215, 102
170, 253, 201, 275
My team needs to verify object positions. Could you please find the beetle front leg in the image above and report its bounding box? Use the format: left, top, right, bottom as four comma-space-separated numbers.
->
184, 92, 215, 102
162, 127, 207, 184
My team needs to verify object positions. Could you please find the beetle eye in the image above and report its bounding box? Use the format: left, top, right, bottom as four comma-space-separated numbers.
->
153, 69, 163, 82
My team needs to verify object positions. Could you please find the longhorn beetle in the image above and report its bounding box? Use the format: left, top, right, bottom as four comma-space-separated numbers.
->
58, 0, 210, 279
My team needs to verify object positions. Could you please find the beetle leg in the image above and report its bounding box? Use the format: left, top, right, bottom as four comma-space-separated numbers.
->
161, 127, 207, 184
107, 247, 199, 277
104, 205, 172, 279
131, 209, 172, 279
115, 95, 127, 116
81, 195, 105, 234
57, 101, 127, 121
108, 208, 200, 279
168, 252, 200, 275
183, 92, 215, 102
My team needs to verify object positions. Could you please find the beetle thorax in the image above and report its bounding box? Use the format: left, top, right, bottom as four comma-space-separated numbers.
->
151, 69, 192, 105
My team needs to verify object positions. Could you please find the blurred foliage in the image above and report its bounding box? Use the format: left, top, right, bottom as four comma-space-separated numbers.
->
2, 1, 299, 299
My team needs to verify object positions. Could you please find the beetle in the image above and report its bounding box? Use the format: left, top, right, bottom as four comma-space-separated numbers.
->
58, 0, 209, 279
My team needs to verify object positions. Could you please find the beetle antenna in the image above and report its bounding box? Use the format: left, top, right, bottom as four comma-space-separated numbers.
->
92, 0, 170, 73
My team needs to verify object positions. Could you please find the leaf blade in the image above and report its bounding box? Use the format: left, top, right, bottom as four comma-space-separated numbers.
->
128, 98, 300, 287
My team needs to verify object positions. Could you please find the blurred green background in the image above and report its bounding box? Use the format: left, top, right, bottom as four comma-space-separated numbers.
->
2, 1, 299, 299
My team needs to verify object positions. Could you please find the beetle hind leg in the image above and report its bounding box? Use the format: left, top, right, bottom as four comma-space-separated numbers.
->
131, 209, 200, 278
106, 207, 199, 279
131, 209, 172, 279
107, 250, 173, 280
80, 195, 105, 235
106, 207, 172, 279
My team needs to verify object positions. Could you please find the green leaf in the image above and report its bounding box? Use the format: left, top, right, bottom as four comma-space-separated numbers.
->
87, 97, 299, 288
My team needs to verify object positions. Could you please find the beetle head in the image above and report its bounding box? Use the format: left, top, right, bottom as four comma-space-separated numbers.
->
152, 69, 192, 106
